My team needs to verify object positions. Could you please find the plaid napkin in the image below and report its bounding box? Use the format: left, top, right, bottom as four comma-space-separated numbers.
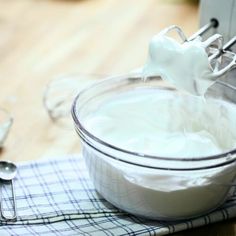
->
0, 155, 235, 236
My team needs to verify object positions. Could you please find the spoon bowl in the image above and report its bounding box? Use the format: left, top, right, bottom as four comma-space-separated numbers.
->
0, 161, 17, 181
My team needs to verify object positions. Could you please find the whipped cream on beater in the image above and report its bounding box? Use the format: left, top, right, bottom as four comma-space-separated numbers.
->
143, 35, 214, 96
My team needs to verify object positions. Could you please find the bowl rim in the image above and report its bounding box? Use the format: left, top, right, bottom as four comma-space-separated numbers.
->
71, 73, 236, 164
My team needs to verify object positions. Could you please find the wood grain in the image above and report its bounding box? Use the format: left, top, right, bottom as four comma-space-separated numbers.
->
0, 0, 235, 235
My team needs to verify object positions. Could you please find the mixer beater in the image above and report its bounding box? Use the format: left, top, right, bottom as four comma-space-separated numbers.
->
159, 19, 236, 81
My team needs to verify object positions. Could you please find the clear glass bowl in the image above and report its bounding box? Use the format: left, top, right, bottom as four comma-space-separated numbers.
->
71, 73, 236, 220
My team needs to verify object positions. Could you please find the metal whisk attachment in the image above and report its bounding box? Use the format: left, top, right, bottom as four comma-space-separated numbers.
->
159, 19, 236, 80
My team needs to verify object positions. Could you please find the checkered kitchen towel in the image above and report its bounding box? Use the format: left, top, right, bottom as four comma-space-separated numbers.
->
0, 155, 236, 236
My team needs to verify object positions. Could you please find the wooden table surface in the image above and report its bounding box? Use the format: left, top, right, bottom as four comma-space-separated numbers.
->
0, 0, 235, 235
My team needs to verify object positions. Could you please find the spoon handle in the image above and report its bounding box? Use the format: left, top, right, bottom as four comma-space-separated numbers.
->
0, 179, 17, 221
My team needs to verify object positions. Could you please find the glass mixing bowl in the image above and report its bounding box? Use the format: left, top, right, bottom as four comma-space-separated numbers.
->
71, 73, 236, 220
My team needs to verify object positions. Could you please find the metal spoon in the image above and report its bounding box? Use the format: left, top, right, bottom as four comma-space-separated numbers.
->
0, 161, 17, 220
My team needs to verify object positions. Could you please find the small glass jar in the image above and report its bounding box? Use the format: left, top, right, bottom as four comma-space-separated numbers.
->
72, 73, 236, 220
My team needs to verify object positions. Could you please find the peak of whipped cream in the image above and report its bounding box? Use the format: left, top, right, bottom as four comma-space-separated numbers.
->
143, 35, 214, 96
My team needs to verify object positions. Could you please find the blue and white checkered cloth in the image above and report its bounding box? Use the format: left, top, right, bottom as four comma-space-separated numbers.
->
0, 155, 235, 236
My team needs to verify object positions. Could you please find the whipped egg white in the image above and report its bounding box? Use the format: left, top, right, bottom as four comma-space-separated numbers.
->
143, 35, 214, 96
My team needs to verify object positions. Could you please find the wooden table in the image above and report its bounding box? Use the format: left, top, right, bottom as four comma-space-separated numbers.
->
0, 0, 235, 235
